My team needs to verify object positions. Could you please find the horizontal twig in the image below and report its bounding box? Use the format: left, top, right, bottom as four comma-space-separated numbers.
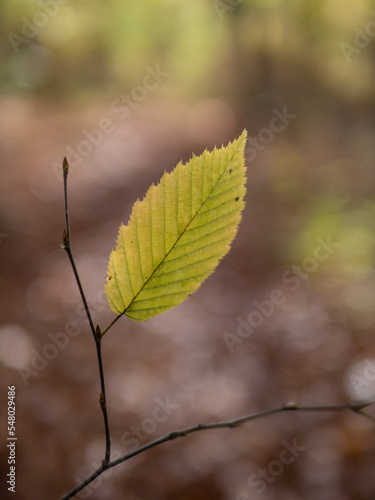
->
60, 399, 374, 500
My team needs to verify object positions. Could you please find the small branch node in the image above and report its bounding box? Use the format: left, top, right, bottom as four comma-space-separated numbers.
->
99, 392, 105, 409
62, 229, 69, 249
285, 401, 298, 409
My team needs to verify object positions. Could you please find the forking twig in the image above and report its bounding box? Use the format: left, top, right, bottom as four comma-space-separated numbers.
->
59, 158, 375, 499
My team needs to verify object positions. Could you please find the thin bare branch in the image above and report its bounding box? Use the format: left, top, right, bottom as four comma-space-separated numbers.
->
60, 399, 375, 499
62, 158, 96, 337
61, 159, 111, 467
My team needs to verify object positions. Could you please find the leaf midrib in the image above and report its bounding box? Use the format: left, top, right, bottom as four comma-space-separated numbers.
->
117, 146, 240, 316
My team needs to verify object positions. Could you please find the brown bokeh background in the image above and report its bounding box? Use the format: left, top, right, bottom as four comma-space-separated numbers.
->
1, 1, 375, 499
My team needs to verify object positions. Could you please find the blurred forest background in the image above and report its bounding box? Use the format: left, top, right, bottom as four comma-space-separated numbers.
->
1, 0, 375, 499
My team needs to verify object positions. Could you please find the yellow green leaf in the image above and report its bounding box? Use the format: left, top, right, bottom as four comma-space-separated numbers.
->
105, 129, 248, 321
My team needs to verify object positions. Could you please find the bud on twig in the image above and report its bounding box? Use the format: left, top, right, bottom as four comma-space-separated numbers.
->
62, 229, 69, 248
99, 392, 105, 408
62, 157, 69, 175
96, 325, 102, 339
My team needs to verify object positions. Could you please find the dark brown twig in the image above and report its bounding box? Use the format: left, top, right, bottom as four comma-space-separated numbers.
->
61, 158, 111, 466
60, 399, 374, 499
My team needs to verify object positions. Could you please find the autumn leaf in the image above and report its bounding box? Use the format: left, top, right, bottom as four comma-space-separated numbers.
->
105, 130, 247, 321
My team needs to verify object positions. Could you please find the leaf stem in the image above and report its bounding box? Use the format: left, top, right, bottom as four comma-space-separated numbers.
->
101, 312, 124, 337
